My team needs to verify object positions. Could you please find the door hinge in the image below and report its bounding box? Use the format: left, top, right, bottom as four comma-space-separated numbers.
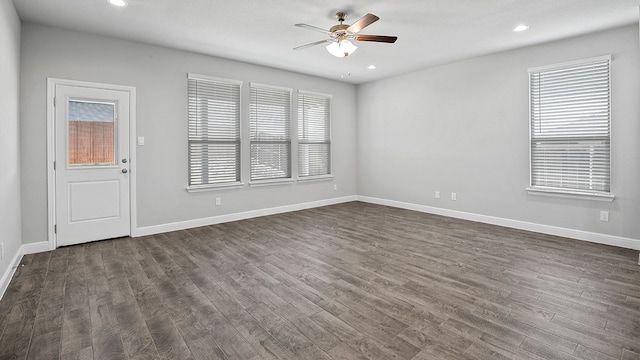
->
54, 224, 57, 234
53, 161, 56, 170
53, 97, 56, 107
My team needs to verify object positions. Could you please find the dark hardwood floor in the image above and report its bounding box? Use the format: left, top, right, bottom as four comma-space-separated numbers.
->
1, 201, 639, 360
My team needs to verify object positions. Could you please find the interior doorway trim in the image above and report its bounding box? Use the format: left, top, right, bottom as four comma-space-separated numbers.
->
46, 78, 137, 250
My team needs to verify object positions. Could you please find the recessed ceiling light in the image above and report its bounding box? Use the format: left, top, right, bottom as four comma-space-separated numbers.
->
513, 24, 530, 32
108, 0, 128, 7
367, 65, 377, 70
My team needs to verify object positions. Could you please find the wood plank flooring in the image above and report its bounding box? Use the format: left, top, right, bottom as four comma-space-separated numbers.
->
1, 201, 639, 360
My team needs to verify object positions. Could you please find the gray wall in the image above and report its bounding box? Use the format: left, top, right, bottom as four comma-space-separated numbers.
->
17, 21, 640, 248
0, 1, 22, 275
357, 24, 640, 241
20, 23, 357, 244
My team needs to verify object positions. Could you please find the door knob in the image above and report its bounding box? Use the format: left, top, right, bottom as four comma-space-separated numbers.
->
122, 169, 128, 174
122, 159, 128, 163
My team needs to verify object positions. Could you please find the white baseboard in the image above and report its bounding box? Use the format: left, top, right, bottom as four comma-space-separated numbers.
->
0, 241, 51, 300
135, 196, 358, 237
22, 241, 52, 254
0, 247, 23, 301
357, 196, 640, 251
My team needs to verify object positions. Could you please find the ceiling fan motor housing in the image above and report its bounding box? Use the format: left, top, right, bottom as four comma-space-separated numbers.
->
329, 24, 349, 37
330, 12, 350, 37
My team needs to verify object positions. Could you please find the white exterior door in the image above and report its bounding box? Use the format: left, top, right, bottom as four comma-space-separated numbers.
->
55, 85, 131, 246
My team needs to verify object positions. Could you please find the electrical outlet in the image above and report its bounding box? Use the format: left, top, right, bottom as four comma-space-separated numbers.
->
451, 192, 457, 201
435, 191, 440, 199
599, 211, 609, 222
333, 184, 338, 191
215, 197, 221, 206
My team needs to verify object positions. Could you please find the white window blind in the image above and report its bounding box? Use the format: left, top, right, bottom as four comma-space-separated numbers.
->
298, 92, 331, 178
529, 56, 611, 194
250, 84, 292, 181
188, 75, 241, 187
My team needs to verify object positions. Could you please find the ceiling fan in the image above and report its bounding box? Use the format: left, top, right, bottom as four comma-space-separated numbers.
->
294, 12, 397, 58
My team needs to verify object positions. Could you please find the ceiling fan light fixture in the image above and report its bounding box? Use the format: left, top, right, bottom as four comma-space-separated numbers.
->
325, 42, 343, 58
326, 40, 358, 58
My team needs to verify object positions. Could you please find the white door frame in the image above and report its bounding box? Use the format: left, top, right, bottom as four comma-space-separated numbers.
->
47, 78, 137, 250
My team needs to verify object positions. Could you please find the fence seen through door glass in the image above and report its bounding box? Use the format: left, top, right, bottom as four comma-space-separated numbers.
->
68, 100, 117, 166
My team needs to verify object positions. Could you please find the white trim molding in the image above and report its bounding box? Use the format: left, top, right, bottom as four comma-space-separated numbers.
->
526, 187, 615, 202
0, 241, 50, 300
136, 196, 357, 237
357, 196, 640, 251
22, 241, 52, 255
186, 182, 245, 193
0, 247, 23, 301
249, 178, 296, 188
528, 54, 612, 73
297, 175, 334, 183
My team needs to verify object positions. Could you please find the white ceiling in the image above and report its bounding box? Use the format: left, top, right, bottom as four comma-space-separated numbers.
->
12, 0, 640, 84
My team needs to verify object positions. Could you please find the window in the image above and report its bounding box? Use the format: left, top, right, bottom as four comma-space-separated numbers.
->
68, 100, 116, 166
298, 91, 331, 178
250, 84, 292, 181
528, 56, 611, 197
187, 74, 241, 188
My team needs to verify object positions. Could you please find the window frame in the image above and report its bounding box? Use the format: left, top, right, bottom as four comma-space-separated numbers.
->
526, 55, 614, 201
186, 73, 243, 192
297, 90, 333, 181
248, 82, 294, 184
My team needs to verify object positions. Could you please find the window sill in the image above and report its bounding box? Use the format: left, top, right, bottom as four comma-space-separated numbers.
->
186, 182, 244, 193
526, 187, 615, 202
297, 175, 334, 183
249, 178, 296, 187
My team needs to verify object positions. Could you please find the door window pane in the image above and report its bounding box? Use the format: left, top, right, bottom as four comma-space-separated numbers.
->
68, 100, 116, 166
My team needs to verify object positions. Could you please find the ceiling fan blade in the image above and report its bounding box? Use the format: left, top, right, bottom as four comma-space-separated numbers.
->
293, 39, 333, 50
295, 23, 330, 35
346, 13, 379, 33
354, 35, 398, 43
